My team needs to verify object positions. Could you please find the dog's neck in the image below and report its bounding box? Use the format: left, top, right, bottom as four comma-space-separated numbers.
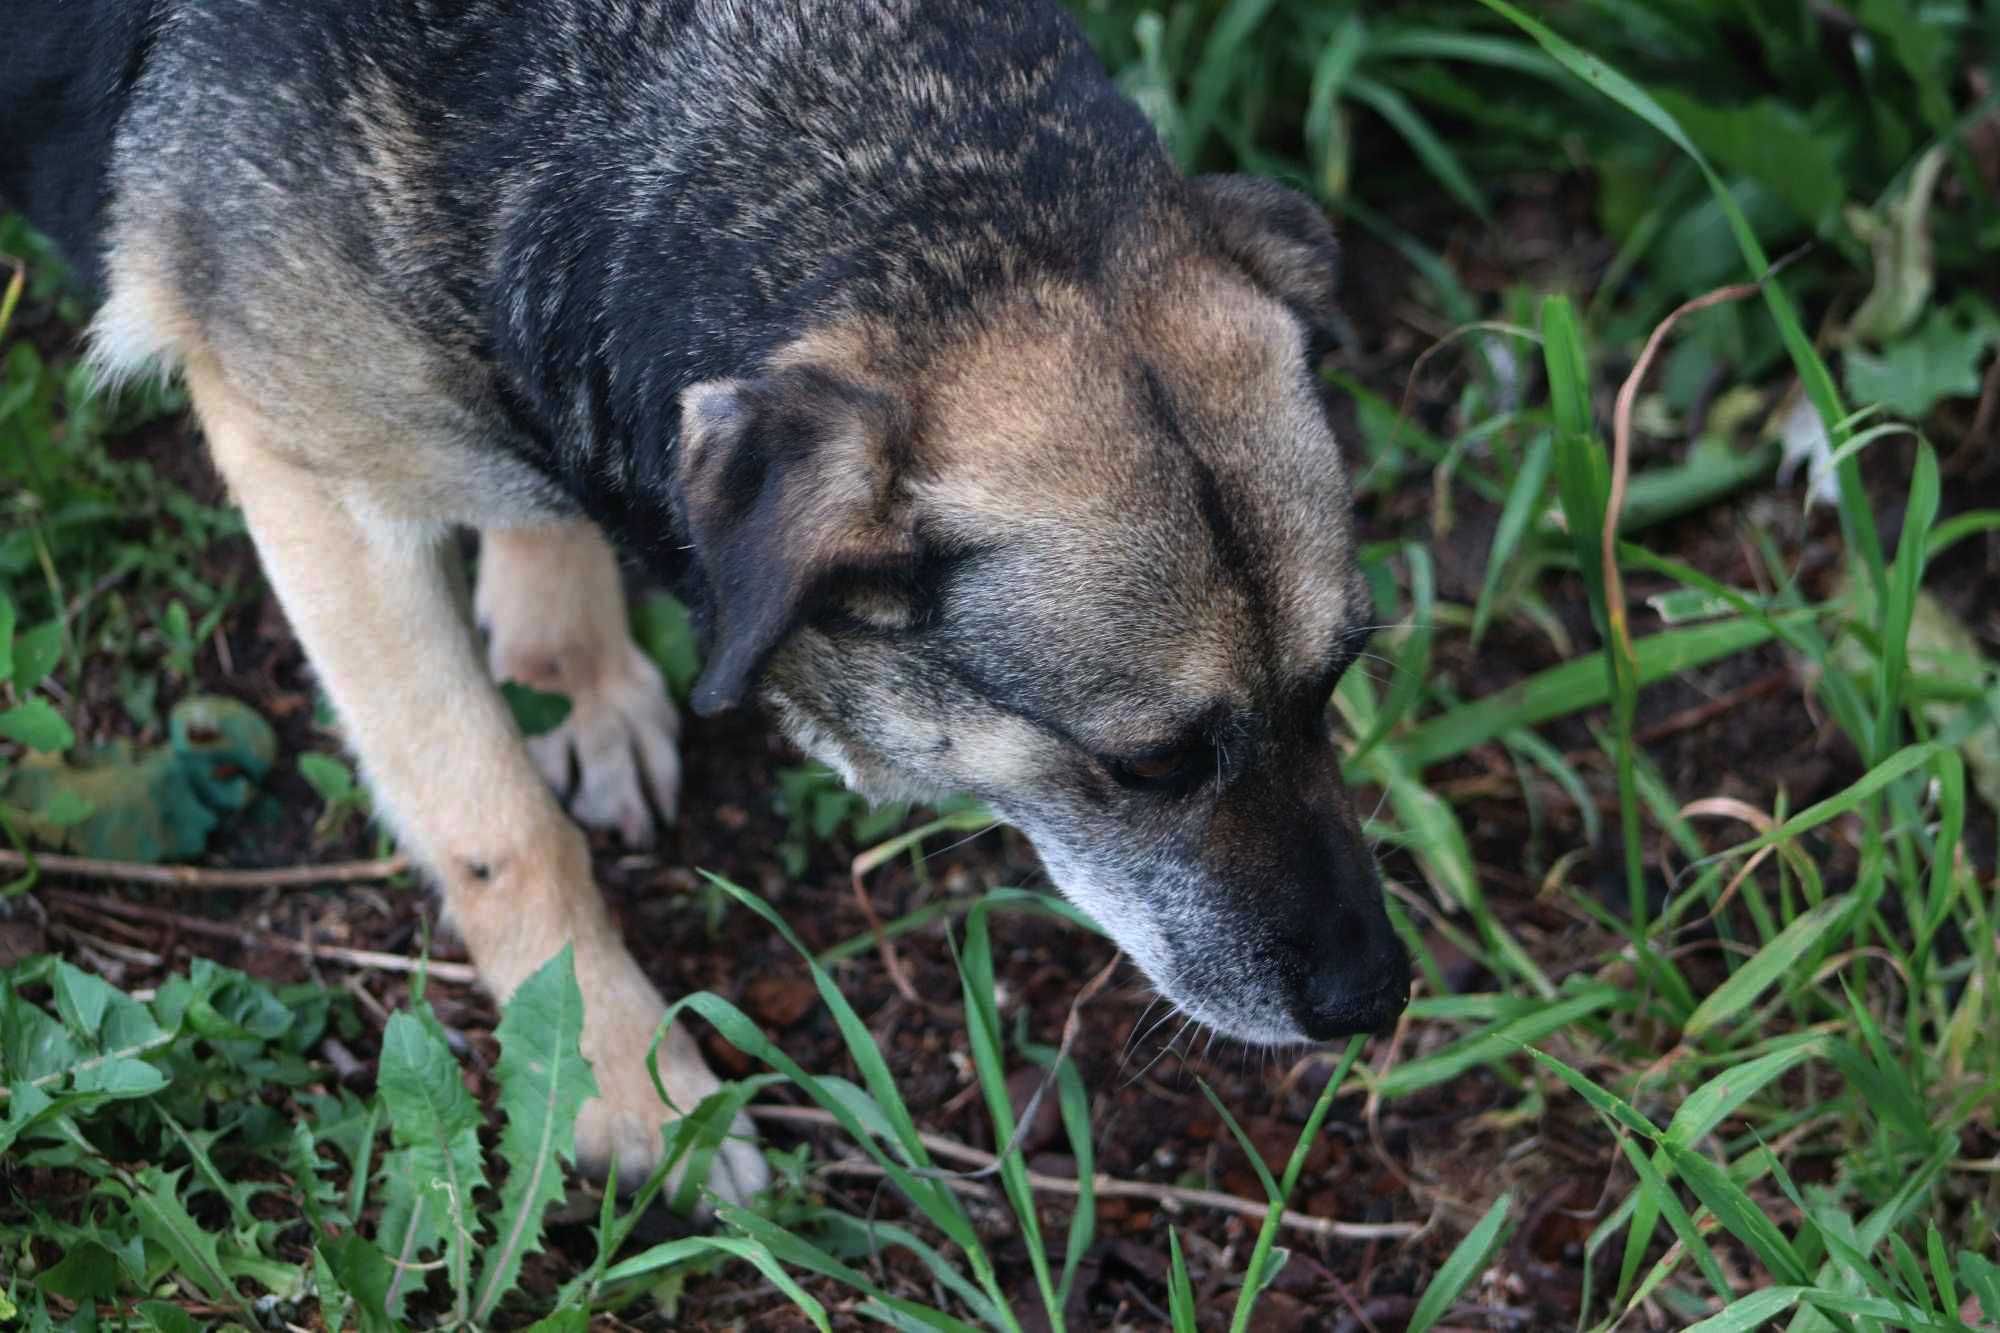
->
481, 0, 1176, 572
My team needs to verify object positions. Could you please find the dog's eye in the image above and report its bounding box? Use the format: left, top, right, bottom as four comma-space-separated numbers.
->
1108, 741, 1212, 794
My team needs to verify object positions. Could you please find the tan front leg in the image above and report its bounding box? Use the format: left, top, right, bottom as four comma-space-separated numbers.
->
189, 368, 766, 1204
475, 522, 682, 844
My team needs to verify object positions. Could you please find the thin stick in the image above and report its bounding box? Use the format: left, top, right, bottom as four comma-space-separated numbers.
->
849, 848, 930, 1010
0, 848, 411, 890
747, 1103, 1416, 1243
40, 888, 475, 983
1602, 281, 1764, 674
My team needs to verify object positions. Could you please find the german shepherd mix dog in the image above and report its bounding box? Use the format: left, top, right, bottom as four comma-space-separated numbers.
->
4, 0, 1410, 1203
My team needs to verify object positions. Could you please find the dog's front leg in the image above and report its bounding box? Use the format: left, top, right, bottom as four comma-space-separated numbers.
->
189, 372, 767, 1205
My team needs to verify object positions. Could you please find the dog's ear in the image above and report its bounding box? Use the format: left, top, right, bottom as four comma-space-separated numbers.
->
1188, 175, 1342, 355
676, 364, 911, 716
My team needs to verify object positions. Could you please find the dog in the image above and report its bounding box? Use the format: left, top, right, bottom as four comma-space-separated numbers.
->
3, 0, 1411, 1205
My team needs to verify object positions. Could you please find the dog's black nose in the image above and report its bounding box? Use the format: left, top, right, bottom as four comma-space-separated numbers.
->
1286, 911, 1411, 1041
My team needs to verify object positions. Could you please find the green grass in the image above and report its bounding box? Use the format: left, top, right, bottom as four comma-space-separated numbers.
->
4, 1, 2000, 1328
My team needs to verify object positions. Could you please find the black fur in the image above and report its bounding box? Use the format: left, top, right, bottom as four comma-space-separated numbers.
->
0, 0, 161, 293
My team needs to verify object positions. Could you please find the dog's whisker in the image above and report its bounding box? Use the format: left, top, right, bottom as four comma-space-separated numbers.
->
1121, 1013, 1190, 1090
916, 820, 1005, 865
1121, 995, 1171, 1069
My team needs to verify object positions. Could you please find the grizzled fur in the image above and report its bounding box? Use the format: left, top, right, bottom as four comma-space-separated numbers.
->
4, 0, 1408, 1185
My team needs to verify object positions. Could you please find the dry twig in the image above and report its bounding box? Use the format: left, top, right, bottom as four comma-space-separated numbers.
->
0, 848, 411, 890
40, 888, 475, 983
748, 1103, 1416, 1243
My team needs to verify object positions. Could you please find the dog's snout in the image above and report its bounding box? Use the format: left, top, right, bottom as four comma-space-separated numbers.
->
1285, 904, 1411, 1041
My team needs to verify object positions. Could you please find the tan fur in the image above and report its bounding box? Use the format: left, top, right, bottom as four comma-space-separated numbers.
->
184, 355, 764, 1202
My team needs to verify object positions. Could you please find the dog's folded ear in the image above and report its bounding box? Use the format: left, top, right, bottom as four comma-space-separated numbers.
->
1188, 174, 1342, 356
676, 363, 912, 717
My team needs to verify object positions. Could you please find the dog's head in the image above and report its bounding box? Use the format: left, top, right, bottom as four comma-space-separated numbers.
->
674, 176, 1409, 1044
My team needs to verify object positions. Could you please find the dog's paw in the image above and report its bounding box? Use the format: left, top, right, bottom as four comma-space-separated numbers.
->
575, 988, 771, 1211
573, 1096, 769, 1211
517, 642, 683, 845
475, 523, 682, 845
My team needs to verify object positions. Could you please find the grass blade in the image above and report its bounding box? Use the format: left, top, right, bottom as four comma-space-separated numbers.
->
1228, 1037, 1365, 1333
1167, 1230, 1200, 1333
1179, 0, 1280, 165
956, 902, 1061, 1324
1471, 430, 1554, 644
1664, 1038, 1829, 1147
1684, 1287, 1808, 1331
1407, 1192, 1512, 1333
1378, 986, 1628, 1098
1682, 896, 1859, 1041
1390, 618, 1779, 771
1347, 75, 1491, 221
1662, 1142, 1811, 1286
601, 1236, 830, 1331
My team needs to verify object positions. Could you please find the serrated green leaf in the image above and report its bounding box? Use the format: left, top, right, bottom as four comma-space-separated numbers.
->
120, 1166, 251, 1316
375, 1008, 486, 1322
0, 698, 73, 752
36, 1240, 123, 1303
1855, 0, 1953, 131
1960, 1251, 2000, 1320
471, 946, 597, 1323
3, 993, 84, 1084
316, 1234, 399, 1333
32, 786, 93, 828
53, 962, 116, 1042
312, 1246, 350, 1333
72, 1057, 167, 1098
0, 593, 14, 681
520, 1311, 591, 1333
1844, 306, 2000, 419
